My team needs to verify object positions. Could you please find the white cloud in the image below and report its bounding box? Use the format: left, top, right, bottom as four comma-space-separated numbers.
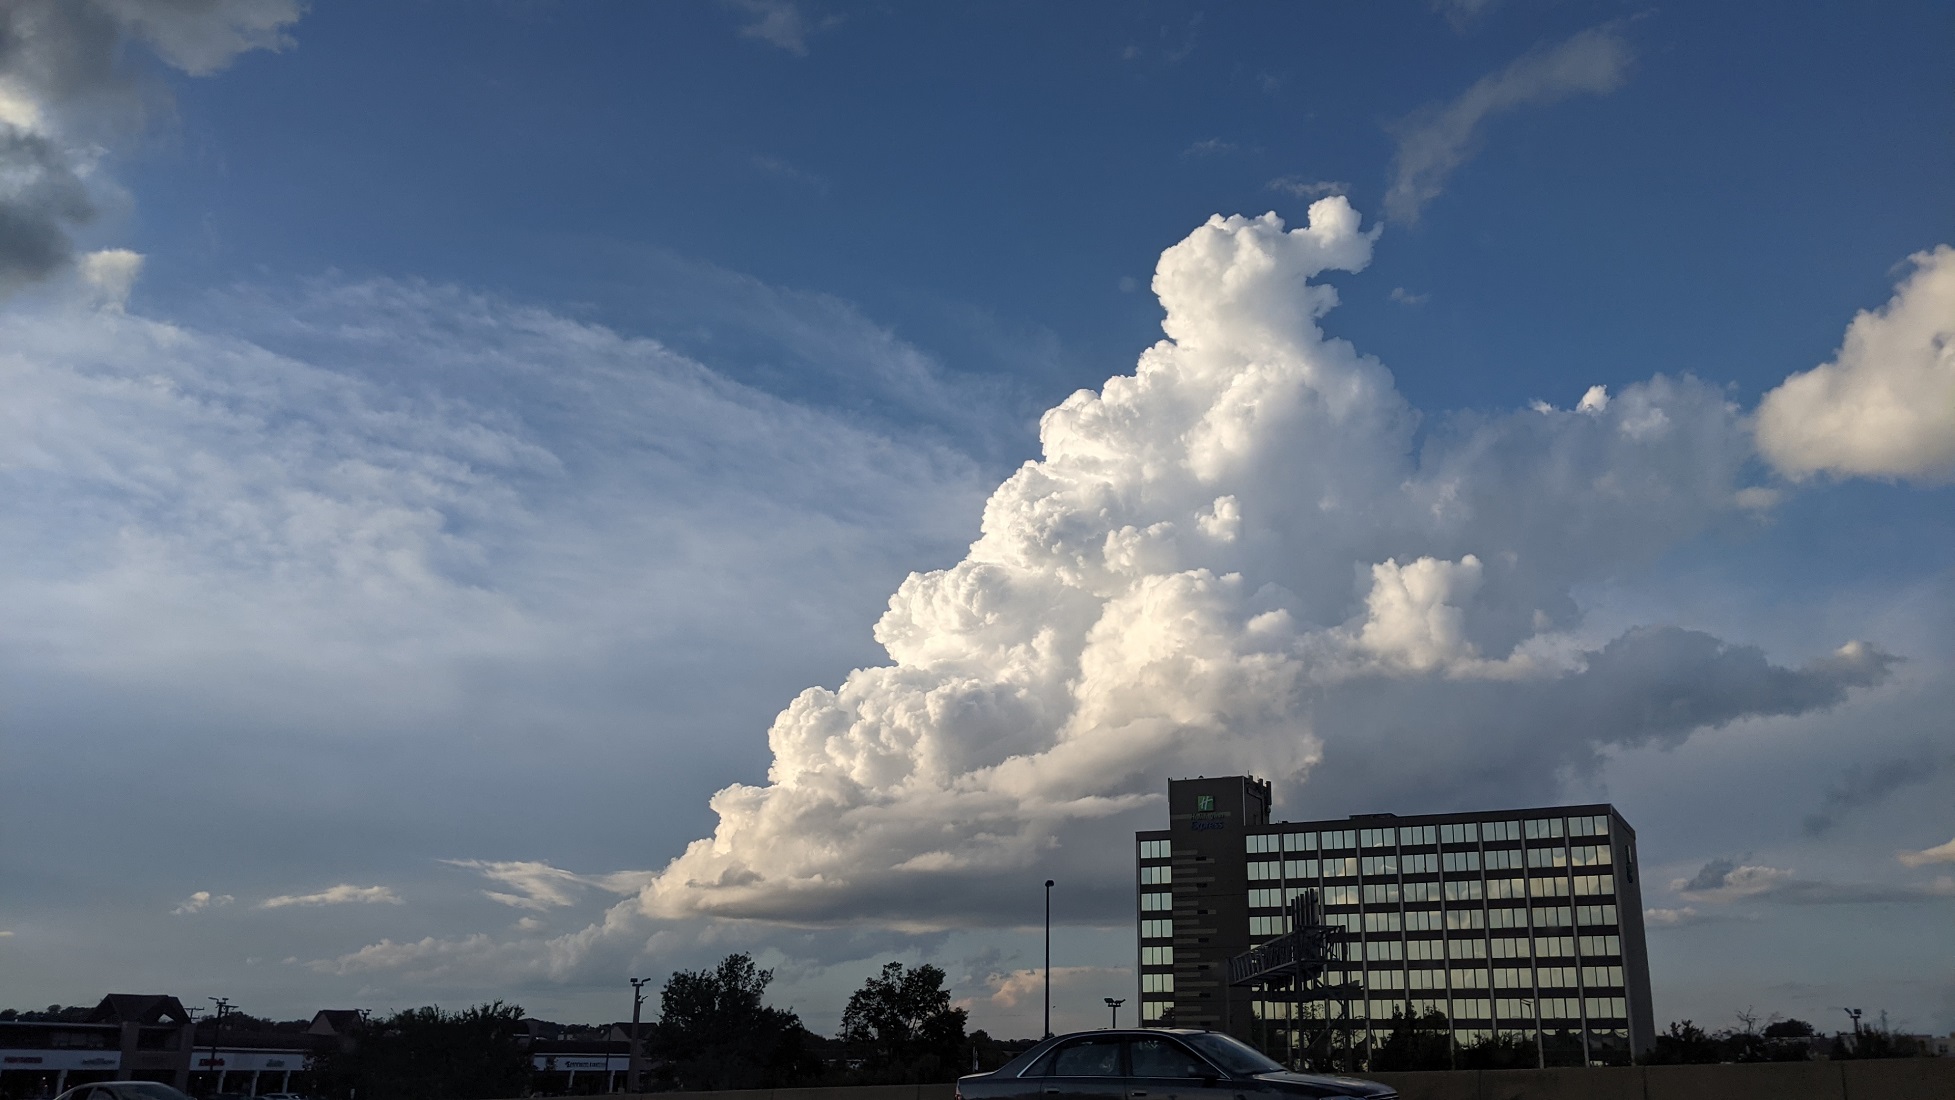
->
1182, 138, 1237, 157
1385, 25, 1633, 224
259, 885, 403, 909
78, 248, 143, 310
1898, 837, 1955, 868
172, 891, 235, 915
0, 0, 300, 294
1644, 906, 1701, 927
596, 197, 1890, 933
958, 965, 1128, 1012
1755, 246, 1955, 484
1389, 287, 1429, 306
1673, 858, 1955, 906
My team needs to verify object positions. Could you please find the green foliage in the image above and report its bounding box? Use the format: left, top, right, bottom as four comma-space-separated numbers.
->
1763, 1017, 1815, 1038
1830, 1028, 1926, 1060
1369, 1008, 1452, 1071
649, 953, 819, 1089
1643, 1019, 1721, 1064
838, 961, 970, 1084
309, 1002, 530, 1100
1456, 1030, 1539, 1069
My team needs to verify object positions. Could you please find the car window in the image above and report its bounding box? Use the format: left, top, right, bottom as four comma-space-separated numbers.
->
1046, 1036, 1123, 1076
116, 1086, 193, 1100
1180, 1031, 1284, 1075
1127, 1036, 1212, 1078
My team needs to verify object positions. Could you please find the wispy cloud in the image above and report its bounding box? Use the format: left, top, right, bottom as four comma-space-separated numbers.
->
1804, 753, 1945, 835
1390, 287, 1430, 306
723, 0, 838, 56
1386, 24, 1633, 224
1266, 177, 1348, 200
259, 885, 403, 909
442, 859, 652, 911
1673, 859, 1955, 906
1182, 138, 1237, 157
1898, 837, 1955, 868
172, 891, 235, 915
752, 154, 832, 195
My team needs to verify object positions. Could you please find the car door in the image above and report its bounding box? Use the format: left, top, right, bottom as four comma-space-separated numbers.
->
1121, 1035, 1240, 1100
1033, 1034, 1128, 1100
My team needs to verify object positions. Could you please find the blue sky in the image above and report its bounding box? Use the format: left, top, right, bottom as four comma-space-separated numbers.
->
3, 0, 1952, 1039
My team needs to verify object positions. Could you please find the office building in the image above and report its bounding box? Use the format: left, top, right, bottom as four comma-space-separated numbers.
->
1135, 776, 1654, 1065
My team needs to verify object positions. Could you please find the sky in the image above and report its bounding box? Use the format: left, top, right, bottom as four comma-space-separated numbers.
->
2, 0, 1952, 1041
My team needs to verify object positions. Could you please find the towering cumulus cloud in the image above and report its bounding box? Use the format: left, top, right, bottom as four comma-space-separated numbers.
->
639, 198, 1891, 929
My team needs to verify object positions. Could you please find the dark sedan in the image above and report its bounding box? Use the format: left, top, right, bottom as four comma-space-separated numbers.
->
53, 1084, 196, 1100
955, 1029, 1396, 1099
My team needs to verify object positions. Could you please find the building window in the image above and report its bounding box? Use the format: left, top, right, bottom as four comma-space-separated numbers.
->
1528, 877, 1570, 898
1536, 966, 1577, 988
1453, 998, 1491, 1019
1492, 969, 1528, 990
1402, 881, 1441, 903
1321, 885, 1359, 906
1576, 904, 1618, 926
1247, 860, 1280, 881
1524, 818, 1566, 840
1483, 820, 1522, 842
1526, 846, 1568, 869
1568, 815, 1611, 838
1532, 906, 1572, 928
1364, 911, 1403, 933
1286, 858, 1319, 879
1403, 825, 1438, 845
1572, 874, 1614, 896
1285, 832, 1318, 852
1491, 937, 1530, 959
1444, 880, 1483, 902
1442, 851, 1481, 873
1570, 844, 1612, 867
1444, 908, 1485, 930
1141, 1000, 1173, 1021
1366, 967, 1406, 989
1585, 997, 1628, 1019
1362, 883, 1401, 905
1447, 938, 1487, 960
1407, 939, 1444, 961
1141, 891, 1172, 912
1486, 877, 1526, 900
1141, 973, 1174, 993
1483, 848, 1523, 871
1140, 865, 1173, 885
1401, 852, 1438, 874
1537, 937, 1575, 959
1366, 940, 1405, 962
1361, 855, 1399, 876
1440, 822, 1480, 844
1139, 839, 1172, 860
1408, 968, 1443, 990
1322, 829, 1356, 850
1249, 888, 1284, 908
1142, 945, 1174, 966
1578, 935, 1622, 958
1321, 856, 1357, 877
1404, 909, 1443, 932
1246, 833, 1280, 854
1449, 968, 1489, 988
1581, 965, 1623, 987
1140, 919, 1172, 939
1488, 907, 1525, 929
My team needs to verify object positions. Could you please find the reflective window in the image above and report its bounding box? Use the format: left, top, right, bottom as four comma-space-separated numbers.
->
1483, 848, 1523, 871
1141, 945, 1173, 966
1140, 891, 1172, 911
1127, 1037, 1210, 1079
1482, 820, 1522, 842
1138, 839, 1172, 860
1362, 855, 1398, 875
1140, 919, 1172, 939
1140, 865, 1172, 885
1046, 1036, 1123, 1077
1285, 832, 1318, 852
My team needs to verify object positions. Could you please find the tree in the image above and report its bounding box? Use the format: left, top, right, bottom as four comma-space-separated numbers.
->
839, 961, 970, 1084
1456, 1030, 1538, 1070
1763, 1018, 1814, 1038
650, 953, 819, 1089
1368, 1008, 1451, 1071
309, 1002, 530, 1100
1641, 1020, 1721, 1065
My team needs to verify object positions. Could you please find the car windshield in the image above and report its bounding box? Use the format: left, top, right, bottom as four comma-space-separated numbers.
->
115, 1085, 194, 1100
1180, 1032, 1284, 1075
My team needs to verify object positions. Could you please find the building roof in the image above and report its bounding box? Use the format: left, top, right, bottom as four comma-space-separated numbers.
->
86, 995, 191, 1026
306, 1010, 364, 1036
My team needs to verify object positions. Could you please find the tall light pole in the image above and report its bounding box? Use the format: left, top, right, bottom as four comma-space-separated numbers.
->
1104, 998, 1124, 1030
1519, 998, 1544, 1068
1044, 879, 1056, 1039
206, 997, 233, 1097
628, 977, 652, 1093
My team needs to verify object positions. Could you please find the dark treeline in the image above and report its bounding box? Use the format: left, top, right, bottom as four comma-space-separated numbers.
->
1358, 1006, 1935, 1072
299, 953, 1018, 1098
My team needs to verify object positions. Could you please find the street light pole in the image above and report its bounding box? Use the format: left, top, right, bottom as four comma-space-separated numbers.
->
628, 977, 652, 1093
206, 998, 233, 1097
1044, 879, 1055, 1039
1519, 998, 1544, 1068
1104, 998, 1124, 1030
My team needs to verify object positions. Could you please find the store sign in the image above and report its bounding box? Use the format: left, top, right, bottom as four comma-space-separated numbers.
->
1190, 812, 1228, 831
0, 1051, 121, 1070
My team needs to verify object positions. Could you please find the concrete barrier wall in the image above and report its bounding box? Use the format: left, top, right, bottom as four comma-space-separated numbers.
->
575, 1059, 1955, 1100
1368, 1057, 1955, 1100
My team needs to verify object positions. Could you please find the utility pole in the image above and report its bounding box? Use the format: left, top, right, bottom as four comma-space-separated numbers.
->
1104, 998, 1124, 1029
1044, 879, 1056, 1039
627, 977, 652, 1093
206, 998, 233, 1097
